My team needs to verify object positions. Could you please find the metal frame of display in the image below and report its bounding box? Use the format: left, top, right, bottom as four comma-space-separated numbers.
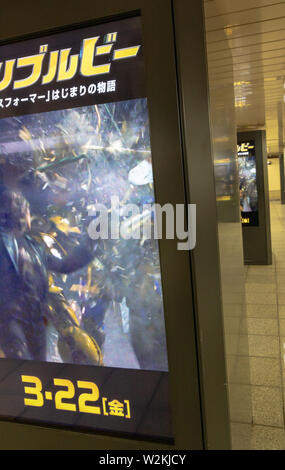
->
238, 130, 272, 265
0, 0, 230, 449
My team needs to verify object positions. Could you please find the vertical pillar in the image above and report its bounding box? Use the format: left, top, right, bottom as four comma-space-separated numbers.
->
238, 130, 272, 265
280, 153, 285, 204
278, 102, 285, 204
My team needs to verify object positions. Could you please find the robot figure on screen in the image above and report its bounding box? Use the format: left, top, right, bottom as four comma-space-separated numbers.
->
0, 99, 169, 372
0, 184, 102, 364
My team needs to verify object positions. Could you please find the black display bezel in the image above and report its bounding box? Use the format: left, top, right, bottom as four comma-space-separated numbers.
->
0, 0, 203, 450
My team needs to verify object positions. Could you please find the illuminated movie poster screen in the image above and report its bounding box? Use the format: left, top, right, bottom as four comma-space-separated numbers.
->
0, 17, 172, 441
238, 141, 259, 226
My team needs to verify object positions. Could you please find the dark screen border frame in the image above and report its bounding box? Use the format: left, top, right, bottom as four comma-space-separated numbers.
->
0, 0, 203, 450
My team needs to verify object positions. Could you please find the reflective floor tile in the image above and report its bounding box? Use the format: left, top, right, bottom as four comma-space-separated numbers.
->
249, 357, 282, 387
246, 304, 277, 318
252, 386, 284, 427
248, 335, 280, 358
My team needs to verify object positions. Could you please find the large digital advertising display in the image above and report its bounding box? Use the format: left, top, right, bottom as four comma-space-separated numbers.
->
237, 140, 259, 227
0, 16, 172, 441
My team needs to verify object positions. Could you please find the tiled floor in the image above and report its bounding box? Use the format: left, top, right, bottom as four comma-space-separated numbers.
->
232, 200, 285, 449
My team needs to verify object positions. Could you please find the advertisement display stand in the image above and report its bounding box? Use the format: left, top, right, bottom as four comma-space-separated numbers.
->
238, 130, 272, 265
280, 153, 285, 204
0, 0, 230, 450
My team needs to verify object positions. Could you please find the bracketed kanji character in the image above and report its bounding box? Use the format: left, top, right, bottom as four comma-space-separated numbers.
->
108, 399, 125, 417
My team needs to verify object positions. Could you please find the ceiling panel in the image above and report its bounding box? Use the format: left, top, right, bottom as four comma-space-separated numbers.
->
206, 2, 285, 32
204, 0, 284, 18
204, 0, 285, 154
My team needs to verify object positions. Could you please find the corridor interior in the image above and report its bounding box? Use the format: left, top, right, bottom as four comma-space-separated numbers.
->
232, 198, 285, 449
202, 0, 285, 449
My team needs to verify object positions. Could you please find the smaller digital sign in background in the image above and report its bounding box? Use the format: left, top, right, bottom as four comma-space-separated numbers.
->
238, 140, 259, 227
